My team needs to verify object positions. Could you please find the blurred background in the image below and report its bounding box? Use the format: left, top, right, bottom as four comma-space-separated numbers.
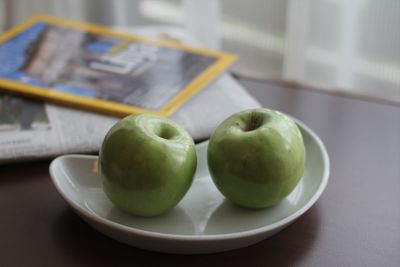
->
1, 0, 399, 103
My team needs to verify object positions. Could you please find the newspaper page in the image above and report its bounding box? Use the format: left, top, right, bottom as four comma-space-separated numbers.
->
0, 27, 260, 163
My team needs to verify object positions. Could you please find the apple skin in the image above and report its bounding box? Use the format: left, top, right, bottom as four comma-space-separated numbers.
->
207, 108, 305, 208
99, 113, 197, 217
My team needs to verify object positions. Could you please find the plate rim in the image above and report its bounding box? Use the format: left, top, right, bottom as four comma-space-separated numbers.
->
49, 118, 330, 242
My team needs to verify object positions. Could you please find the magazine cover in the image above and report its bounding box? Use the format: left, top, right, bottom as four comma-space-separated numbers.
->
0, 15, 236, 117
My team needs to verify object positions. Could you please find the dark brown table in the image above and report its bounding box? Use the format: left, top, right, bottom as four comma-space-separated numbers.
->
1, 78, 399, 266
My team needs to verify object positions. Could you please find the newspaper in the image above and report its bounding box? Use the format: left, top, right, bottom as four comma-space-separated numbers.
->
0, 27, 260, 163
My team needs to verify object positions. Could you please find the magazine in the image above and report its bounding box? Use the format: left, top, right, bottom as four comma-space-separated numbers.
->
0, 14, 236, 117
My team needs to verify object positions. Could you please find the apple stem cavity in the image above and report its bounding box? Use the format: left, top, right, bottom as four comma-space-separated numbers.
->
156, 123, 178, 140
242, 112, 265, 132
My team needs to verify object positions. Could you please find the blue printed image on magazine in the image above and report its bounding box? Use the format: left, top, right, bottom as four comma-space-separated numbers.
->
0, 22, 217, 110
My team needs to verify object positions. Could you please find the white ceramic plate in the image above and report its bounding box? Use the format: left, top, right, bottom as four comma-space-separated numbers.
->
49, 120, 329, 254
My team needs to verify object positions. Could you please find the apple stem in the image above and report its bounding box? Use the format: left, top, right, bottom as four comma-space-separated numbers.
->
244, 113, 264, 132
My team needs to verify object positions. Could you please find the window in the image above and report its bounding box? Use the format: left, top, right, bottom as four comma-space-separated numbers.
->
1, 0, 399, 102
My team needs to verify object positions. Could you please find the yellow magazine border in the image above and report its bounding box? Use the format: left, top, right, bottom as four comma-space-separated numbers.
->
0, 14, 237, 117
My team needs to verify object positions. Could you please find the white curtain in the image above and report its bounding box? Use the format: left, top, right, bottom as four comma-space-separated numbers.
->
1, 0, 399, 102
0, 0, 143, 29
217, 0, 400, 102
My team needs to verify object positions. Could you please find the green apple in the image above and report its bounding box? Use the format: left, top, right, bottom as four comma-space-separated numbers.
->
207, 108, 305, 208
99, 113, 197, 217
